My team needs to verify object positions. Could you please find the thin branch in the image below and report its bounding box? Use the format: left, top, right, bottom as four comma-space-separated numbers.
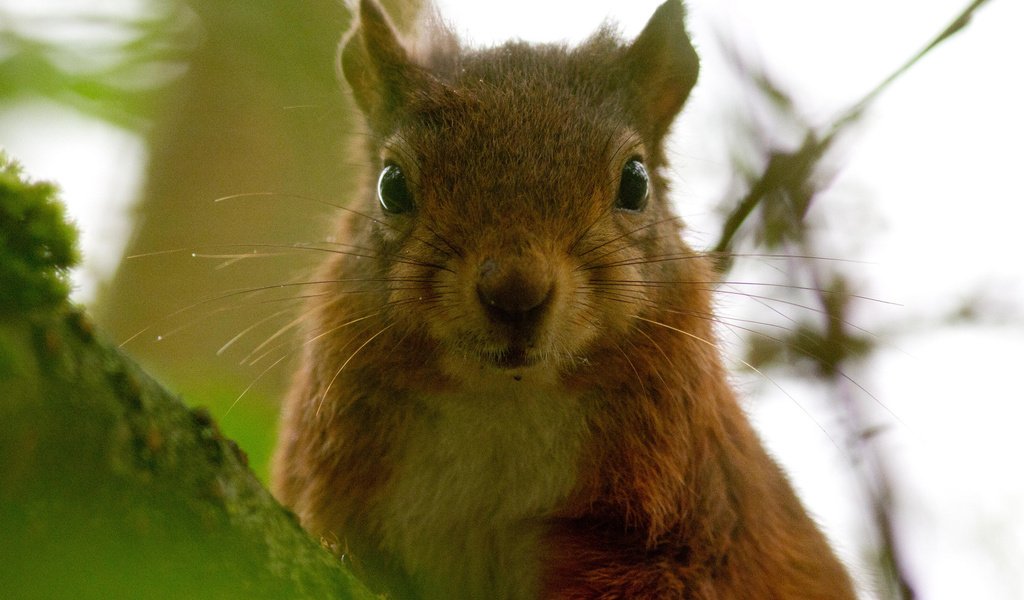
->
712, 0, 994, 266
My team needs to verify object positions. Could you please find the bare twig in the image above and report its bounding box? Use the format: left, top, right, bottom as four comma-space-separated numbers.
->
712, 0, 994, 262
712, 3, 995, 598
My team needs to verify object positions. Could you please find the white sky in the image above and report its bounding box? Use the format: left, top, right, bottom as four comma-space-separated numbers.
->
2, 0, 1022, 598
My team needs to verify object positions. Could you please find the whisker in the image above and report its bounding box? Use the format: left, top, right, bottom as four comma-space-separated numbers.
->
244, 296, 428, 368
214, 192, 455, 264
720, 281, 897, 307
629, 325, 672, 388
117, 285, 290, 347
224, 351, 292, 417
128, 243, 333, 261
575, 216, 681, 266
118, 277, 409, 348
658, 305, 798, 338
226, 305, 403, 413
421, 220, 464, 259
241, 312, 309, 366
585, 288, 649, 306
217, 307, 296, 357
708, 251, 876, 266
135, 242, 452, 274
588, 278, 899, 307
317, 322, 397, 417
615, 339, 649, 404
646, 296, 902, 430
567, 206, 613, 256
632, 315, 840, 448
580, 252, 706, 271
132, 292, 316, 347
714, 285, 884, 342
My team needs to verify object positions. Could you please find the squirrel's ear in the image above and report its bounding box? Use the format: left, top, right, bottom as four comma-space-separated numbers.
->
340, 0, 430, 129
623, 0, 699, 141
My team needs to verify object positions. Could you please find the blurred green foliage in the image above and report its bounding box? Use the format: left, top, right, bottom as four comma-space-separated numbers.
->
0, 0, 196, 129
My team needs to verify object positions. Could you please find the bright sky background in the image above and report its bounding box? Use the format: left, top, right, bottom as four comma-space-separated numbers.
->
2, 0, 1022, 598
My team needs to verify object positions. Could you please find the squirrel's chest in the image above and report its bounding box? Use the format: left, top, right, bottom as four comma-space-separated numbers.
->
375, 381, 586, 600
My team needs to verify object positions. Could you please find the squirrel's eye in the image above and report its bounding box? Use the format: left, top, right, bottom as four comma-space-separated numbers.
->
377, 163, 414, 214
615, 158, 649, 212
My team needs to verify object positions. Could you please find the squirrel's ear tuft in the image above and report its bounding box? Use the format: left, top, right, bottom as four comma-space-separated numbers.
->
340, 0, 426, 130
623, 0, 699, 141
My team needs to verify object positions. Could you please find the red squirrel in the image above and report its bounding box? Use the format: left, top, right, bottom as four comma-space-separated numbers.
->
271, 0, 857, 597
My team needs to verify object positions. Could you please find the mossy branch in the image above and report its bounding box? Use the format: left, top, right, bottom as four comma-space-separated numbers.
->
0, 154, 377, 599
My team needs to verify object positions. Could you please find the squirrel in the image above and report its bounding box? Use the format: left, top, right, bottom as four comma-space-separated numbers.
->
271, 0, 858, 598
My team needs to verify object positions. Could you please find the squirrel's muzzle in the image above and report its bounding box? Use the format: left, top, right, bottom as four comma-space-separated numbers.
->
476, 254, 554, 347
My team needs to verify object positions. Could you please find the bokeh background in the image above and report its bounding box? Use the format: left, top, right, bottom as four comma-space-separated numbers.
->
1, 0, 1021, 598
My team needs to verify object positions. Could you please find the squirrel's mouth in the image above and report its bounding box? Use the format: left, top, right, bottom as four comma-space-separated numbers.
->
488, 345, 537, 370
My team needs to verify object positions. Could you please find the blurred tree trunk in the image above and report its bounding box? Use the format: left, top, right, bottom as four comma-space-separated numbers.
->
96, 0, 422, 398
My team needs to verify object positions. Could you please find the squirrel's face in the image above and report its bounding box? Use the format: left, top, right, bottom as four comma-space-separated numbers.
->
338, 0, 700, 376
372, 90, 673, 372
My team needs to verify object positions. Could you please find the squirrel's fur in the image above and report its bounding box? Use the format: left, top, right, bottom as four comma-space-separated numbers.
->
272, 1, 857, 597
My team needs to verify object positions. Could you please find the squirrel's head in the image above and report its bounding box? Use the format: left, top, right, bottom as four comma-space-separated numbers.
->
338, 0, 701, 377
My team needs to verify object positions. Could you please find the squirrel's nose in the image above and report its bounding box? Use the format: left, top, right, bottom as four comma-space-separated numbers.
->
476, 257, 553, 327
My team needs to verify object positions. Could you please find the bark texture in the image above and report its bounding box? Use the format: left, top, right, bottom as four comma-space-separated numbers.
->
0, 156, 376, 599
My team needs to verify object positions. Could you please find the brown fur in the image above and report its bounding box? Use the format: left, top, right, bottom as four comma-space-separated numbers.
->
272, 0, 857, 597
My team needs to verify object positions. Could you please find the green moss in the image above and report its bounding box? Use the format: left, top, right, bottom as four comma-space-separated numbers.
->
0, 150, 377, 598
185, 382, 281, 483
0, 152, 79, 315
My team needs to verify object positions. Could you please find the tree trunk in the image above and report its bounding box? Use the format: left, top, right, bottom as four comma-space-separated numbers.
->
1, 156, 376, 599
